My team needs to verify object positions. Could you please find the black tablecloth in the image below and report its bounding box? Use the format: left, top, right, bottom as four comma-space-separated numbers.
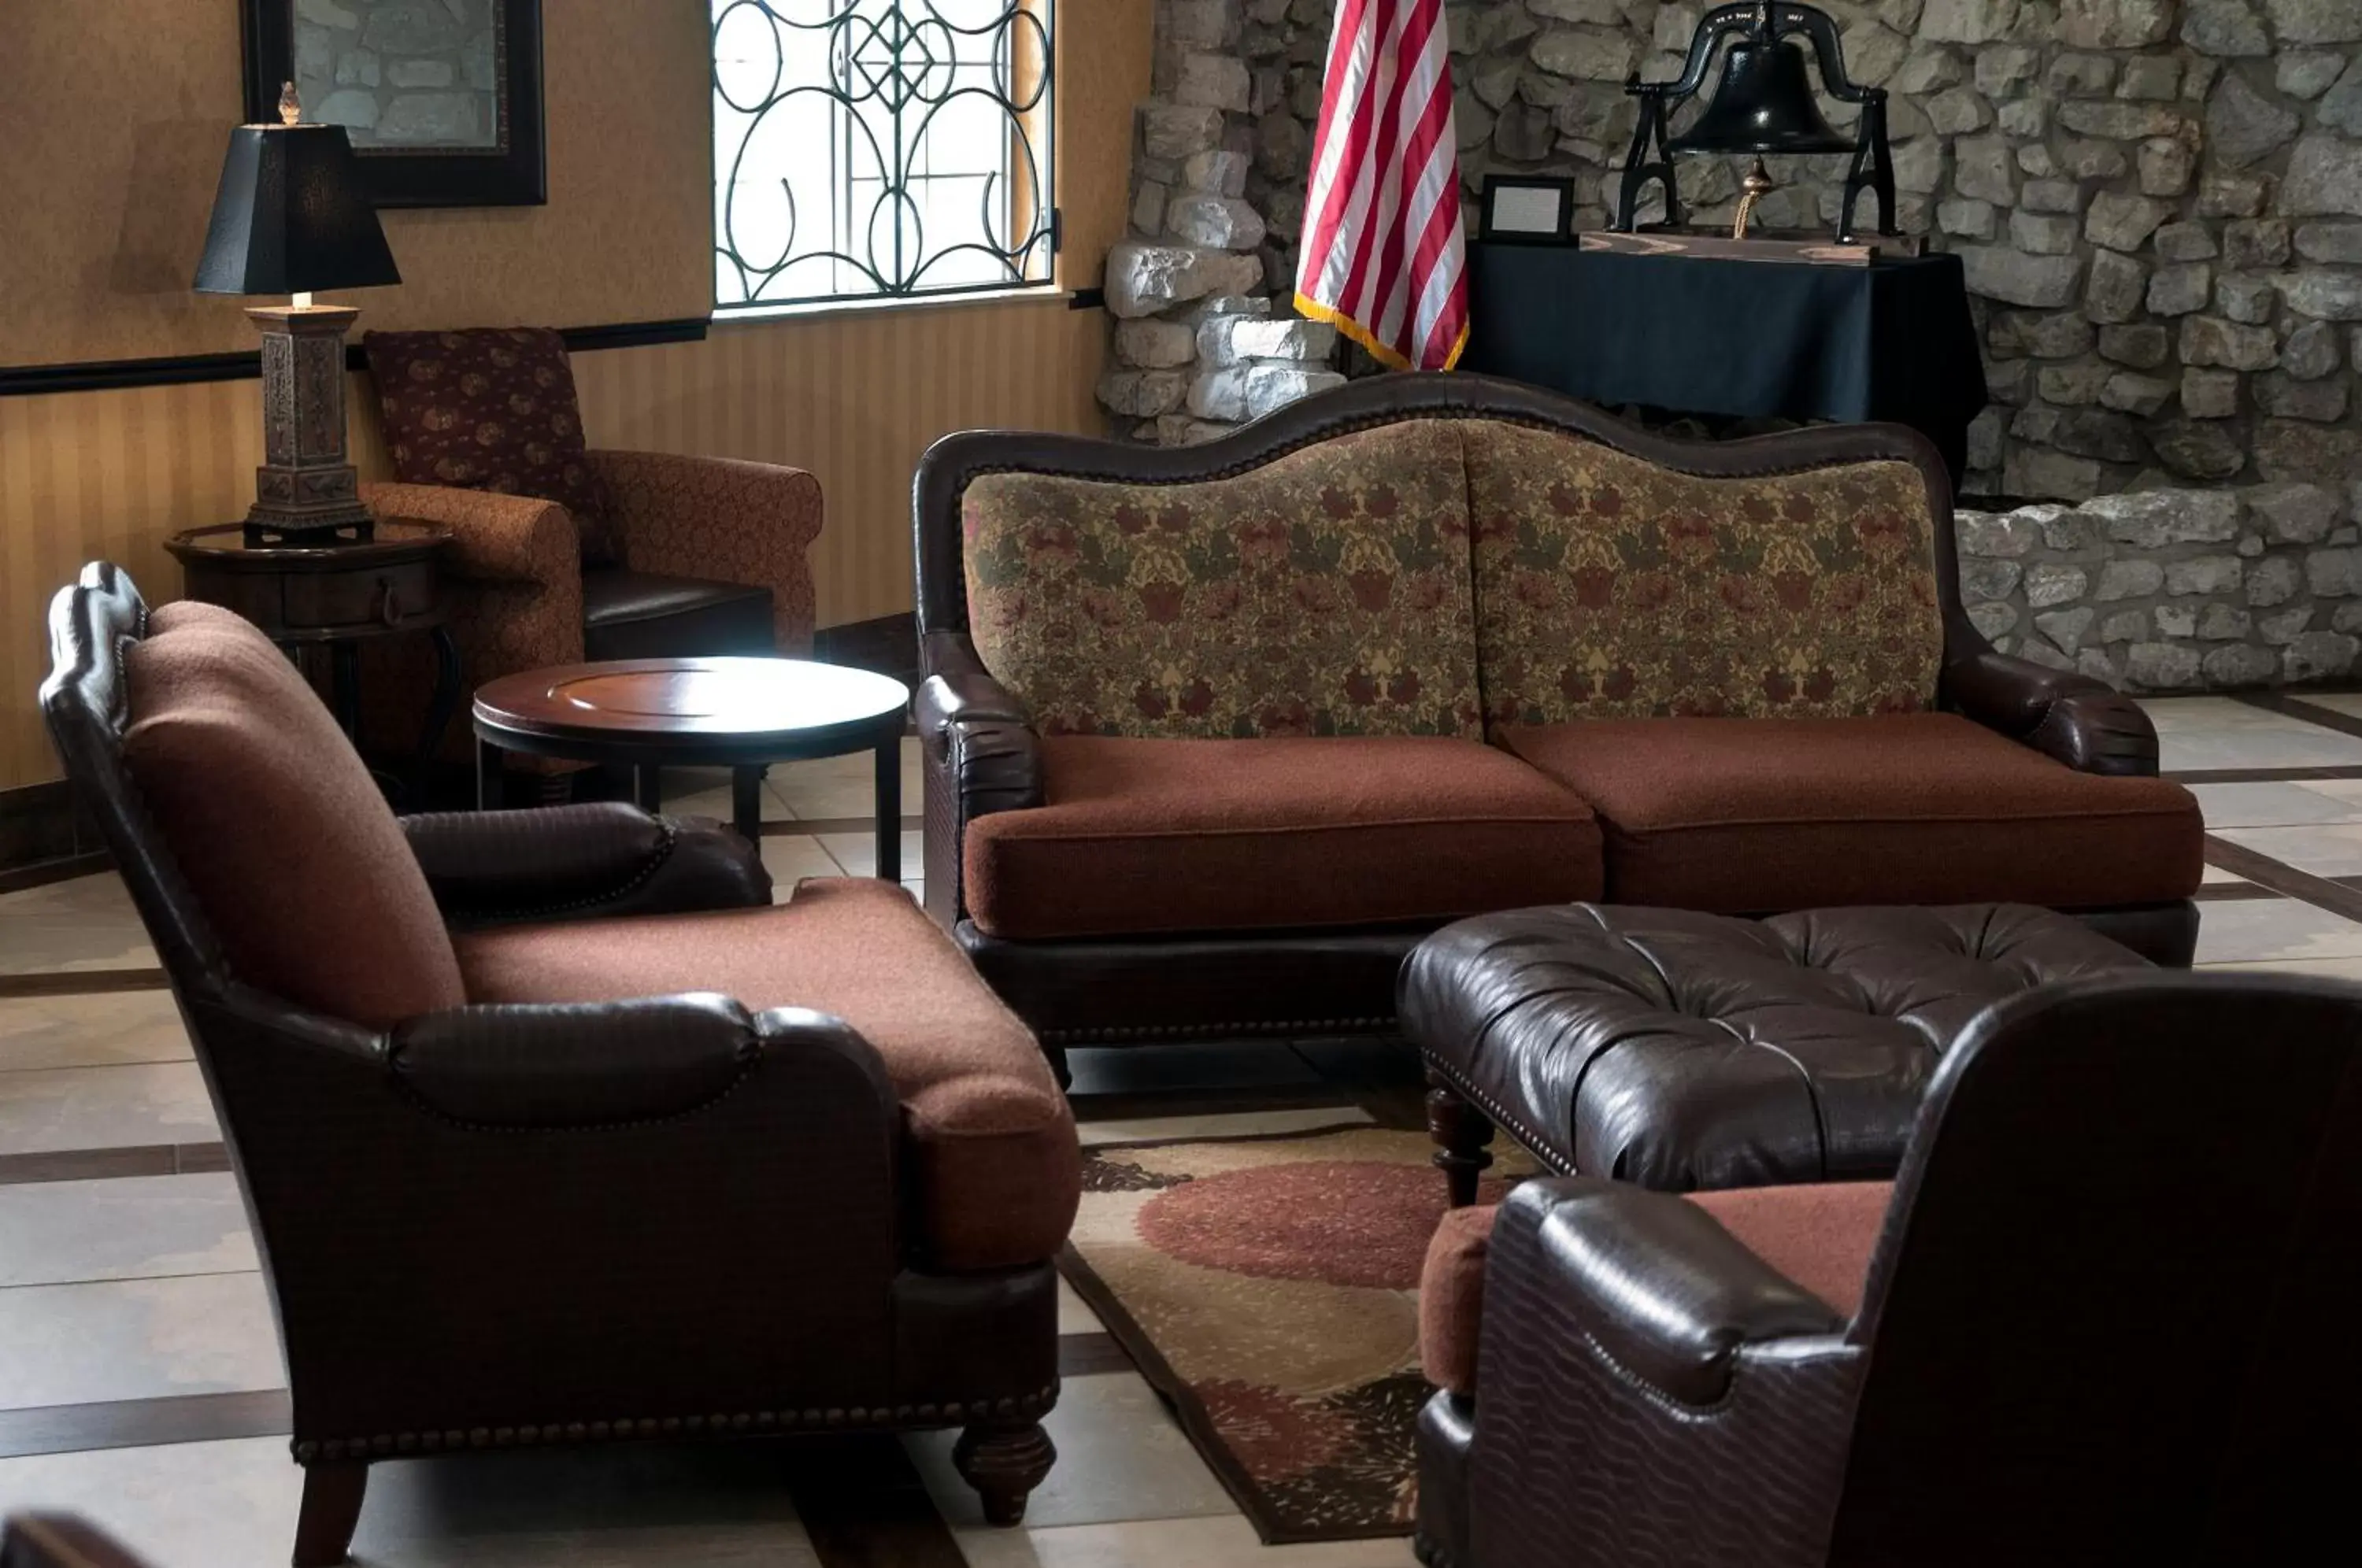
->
1463, 244, 1988, 484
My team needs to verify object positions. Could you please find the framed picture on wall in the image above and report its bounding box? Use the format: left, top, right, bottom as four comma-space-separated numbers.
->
1477, 176, 1576, 246
239, 0, 547, 207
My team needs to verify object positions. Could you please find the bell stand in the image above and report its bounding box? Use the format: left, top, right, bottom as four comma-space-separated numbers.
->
1613, 1, 1897, 243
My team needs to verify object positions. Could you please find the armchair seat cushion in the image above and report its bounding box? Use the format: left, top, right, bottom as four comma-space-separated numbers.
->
451, 878, 1077, 1272
1497, 713, 2204, 912
582, 569, 776, 662
1416, 1182, 1888, 1397
961, 735, 1605, 941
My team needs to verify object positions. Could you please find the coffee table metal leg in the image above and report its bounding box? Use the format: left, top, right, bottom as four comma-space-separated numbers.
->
637, 765, 664, 815
874, 735, 901, 882
732, 767, 763, 844
476, 738, 503, 810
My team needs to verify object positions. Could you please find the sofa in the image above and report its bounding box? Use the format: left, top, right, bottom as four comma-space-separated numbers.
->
1412, 971, 2362, 1568
913, 372, 2204, 1055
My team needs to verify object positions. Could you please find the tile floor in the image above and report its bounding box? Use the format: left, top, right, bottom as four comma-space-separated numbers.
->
2, 700, 2358, 1565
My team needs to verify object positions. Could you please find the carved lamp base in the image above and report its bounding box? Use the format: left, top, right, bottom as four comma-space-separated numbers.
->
243, 304, 372, 538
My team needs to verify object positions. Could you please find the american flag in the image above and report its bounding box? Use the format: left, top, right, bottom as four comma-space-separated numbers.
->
1293, 0, 1469, 373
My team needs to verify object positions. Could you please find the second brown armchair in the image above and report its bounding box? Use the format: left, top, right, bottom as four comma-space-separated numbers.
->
356, 327, 822, 769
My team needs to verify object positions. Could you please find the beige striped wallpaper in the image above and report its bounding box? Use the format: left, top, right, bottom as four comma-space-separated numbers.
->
0, 298, 1108, 791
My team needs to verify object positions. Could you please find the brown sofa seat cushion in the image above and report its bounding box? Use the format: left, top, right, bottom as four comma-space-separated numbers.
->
452, 878, 1077, 1272
1416, 1182, 1887, 1396
962, 735, 1605, 941
365, 327, 622, 566
961, 419, 1483, 739
122, 601, 467, 1028
1463, 420, 1946, 724
1498, 714, 2204, 912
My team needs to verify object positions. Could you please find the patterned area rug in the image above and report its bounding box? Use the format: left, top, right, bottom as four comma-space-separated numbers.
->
1060, 1123, 1532, 1544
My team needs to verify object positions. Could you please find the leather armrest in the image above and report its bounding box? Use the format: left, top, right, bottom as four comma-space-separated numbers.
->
391, 994, 765, 1126
402, 802, 772, 927
917, 631, 1042, 812
389, 997, 880, 1129
1943, 647, 2160, 776
917, 631, 1042, 925
1500, 1178, 1844, 1406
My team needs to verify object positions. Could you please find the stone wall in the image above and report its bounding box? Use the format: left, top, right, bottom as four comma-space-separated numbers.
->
1959, 479, 2362, 683
1105, 0, 2362, 494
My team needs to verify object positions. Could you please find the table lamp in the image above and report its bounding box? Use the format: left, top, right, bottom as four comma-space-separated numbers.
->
194, 84, 401, 539
1615, 2, 1896, 242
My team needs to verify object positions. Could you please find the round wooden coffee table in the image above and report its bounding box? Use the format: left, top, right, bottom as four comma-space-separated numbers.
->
472, 656, 911, 878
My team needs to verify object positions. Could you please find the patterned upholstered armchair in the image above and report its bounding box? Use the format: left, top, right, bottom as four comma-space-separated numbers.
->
356, 329, 822, 768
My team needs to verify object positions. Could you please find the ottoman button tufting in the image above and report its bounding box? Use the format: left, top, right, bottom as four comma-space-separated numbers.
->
1401, 902, 2150, 1199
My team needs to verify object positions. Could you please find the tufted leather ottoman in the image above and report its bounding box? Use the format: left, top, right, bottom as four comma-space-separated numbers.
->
1401, 904, 2147, 1202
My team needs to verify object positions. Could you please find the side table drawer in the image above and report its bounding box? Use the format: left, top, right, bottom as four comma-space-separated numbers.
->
280, 559, 439, 631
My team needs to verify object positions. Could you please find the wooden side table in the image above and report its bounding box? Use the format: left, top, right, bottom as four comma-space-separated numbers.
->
165, 521, 463, 793
473, 657, 911, 875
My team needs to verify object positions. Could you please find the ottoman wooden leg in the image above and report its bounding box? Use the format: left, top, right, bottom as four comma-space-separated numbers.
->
1426, 1067, 1494, 1208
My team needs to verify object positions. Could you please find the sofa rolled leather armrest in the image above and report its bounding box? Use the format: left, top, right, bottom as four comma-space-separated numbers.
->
919, 631, 1042, 926
400, 803, 772, 927
1496, 1178, 1846, 1406
1943, 646, 2160, 777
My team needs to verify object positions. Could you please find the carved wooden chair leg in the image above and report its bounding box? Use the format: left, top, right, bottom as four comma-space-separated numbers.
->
1426, 1066, 1494, 1208
953, 1420, 1057, 1525
291, 1461, 367, 1568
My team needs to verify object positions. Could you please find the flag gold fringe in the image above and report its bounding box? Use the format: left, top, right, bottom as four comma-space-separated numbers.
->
1294, 293, 1468, 374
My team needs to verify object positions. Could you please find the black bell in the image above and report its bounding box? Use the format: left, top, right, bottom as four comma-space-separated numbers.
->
1666, 39, 1852, 156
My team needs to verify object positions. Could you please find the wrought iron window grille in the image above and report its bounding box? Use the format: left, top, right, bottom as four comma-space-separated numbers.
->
713, 1, 1057, 312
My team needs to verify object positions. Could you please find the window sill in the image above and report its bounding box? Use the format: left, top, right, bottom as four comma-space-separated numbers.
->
712, 285, 1073, 327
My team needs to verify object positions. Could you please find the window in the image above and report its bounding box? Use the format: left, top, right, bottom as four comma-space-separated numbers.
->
713, 2, 1057, 312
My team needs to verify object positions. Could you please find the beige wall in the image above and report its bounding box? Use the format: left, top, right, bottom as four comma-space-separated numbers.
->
0, 0, 1151, 790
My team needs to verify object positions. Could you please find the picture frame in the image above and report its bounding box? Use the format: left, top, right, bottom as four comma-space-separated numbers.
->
239, 0, 547, 208
1477, 175, 1576, 246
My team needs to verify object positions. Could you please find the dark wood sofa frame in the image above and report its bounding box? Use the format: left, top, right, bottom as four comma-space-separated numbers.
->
43, 565, 1058, 1567
914, 373, 2194, 1057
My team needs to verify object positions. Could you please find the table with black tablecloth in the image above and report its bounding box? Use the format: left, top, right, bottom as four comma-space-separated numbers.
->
1462, 242, 1989, 486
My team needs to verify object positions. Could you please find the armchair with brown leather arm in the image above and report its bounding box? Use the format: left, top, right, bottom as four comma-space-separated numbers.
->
45, 565, 1075, 1567
1415, 972, 2362, 1568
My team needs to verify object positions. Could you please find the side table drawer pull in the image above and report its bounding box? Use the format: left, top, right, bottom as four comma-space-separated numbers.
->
378, 578, 404, 627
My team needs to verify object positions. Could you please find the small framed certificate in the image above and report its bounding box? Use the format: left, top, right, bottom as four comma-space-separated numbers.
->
1478, 176, 1577, 245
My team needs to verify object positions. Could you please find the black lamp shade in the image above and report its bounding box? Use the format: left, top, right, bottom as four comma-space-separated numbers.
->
193, 123, 401, 296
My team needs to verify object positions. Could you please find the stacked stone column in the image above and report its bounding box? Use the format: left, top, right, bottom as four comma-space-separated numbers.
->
1100, 2, 1346, 445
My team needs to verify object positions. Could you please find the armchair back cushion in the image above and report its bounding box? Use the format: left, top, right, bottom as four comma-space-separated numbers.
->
1463, 421, 1946, 724
121, 601, 465, 1026
961, 419, 1483, 739
365, 327, 624, 567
